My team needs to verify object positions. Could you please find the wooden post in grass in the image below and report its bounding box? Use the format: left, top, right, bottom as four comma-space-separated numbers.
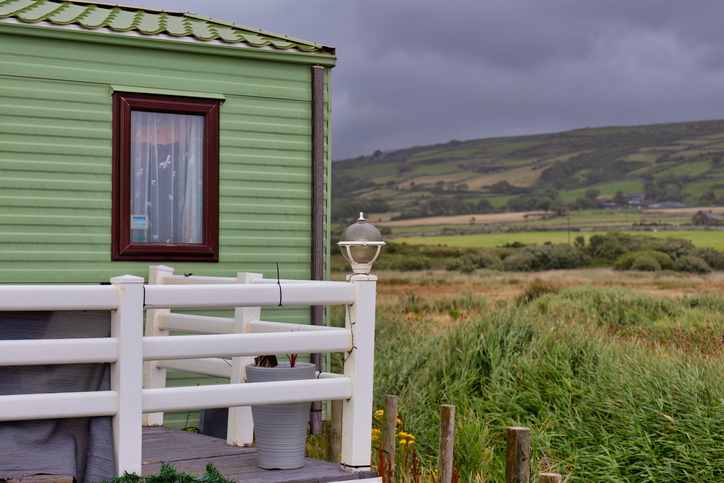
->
381, 395, 399, 477
540, 473, 562, 483
438, 405, 455, 483
505, 427, 530, 483
326, 399, 343, 464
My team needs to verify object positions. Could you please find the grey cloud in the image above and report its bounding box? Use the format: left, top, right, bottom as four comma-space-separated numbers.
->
137, 1, 724, 159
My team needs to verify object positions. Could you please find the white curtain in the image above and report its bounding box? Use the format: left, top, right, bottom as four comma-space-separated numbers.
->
130, 111, 204, 244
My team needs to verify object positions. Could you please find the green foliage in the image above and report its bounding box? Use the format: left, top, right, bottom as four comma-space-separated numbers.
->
376, 256, 432, 271
690, 247, 724, 269
502, 244, 589, 271
446, 252, 503, 272
502, 249, 538, 272
613, 250, 673, 271
588, 233, 695, 260
506, 186, 561, 212
475, 198, 494, 213
587, 233, 720, 274
584, 188, 600, 200
673, 255, 712, 274
630, 253, 661, 271
105, 463, 233, 483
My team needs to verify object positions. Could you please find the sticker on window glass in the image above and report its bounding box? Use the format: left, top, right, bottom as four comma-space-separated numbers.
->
131, 214, 149, 230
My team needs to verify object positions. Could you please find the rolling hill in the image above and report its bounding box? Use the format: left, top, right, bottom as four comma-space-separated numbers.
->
331, 120, 724, 222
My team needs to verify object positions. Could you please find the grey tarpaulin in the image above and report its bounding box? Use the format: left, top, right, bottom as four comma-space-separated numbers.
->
0, 311, 115, 482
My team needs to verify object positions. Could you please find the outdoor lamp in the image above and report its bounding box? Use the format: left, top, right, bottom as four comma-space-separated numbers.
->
338, 212, 386, 274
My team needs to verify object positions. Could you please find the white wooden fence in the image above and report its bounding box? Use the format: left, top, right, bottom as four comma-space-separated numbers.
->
0, 266, 377, 476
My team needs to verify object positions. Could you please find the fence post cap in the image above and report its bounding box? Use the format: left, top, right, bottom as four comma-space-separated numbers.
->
346, 274, 378, 282
149, 265, 174, 272
110, 275, 145, 284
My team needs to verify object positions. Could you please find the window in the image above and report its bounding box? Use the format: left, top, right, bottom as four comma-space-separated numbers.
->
112, 92, 220, 261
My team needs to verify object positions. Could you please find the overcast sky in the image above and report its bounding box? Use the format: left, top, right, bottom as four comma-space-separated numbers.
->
136, 1, 724, 160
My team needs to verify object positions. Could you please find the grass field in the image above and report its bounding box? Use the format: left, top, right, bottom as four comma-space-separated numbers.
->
398, 230, 724, 250
320, 269, 724, 482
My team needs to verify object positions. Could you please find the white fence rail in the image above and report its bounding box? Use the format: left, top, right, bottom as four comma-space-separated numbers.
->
0, 266, 377, 476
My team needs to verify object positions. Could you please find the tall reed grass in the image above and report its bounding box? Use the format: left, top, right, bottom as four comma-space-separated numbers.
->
370, 285, 724, 482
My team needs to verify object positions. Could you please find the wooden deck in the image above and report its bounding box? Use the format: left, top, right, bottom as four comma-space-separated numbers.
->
142, 427, 377, 483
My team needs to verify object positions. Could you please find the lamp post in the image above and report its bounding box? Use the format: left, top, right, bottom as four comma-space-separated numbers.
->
338, 213, 385, 274
336, 213, 384, 472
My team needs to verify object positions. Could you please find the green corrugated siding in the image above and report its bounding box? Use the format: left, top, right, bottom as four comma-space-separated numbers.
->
0, 22, 333, 429
0, 27, 327, 283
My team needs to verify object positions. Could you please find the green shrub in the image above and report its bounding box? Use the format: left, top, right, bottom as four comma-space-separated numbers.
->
447, 251, 503, 272
502, 250, 538, 272
105, 462, 233, 483
503, 244, 588, 271
646, 237, 694, 259
630, 254, 661, 271
445, 259, 462, 271
690, 247, 724, 269
395, 256, 432, 271
673, 255, 712, 274
377, 256, 432, 271
465, 252, 503, 270
548, 244, 589, 269
421, 246, 461, 258
588, 233, 694, 260
459, 262, 476, 274
588, 235, 626, 260
613, 250, 673, 271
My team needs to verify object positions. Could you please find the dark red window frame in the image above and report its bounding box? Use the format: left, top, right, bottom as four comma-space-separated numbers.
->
111, 92, 220, 262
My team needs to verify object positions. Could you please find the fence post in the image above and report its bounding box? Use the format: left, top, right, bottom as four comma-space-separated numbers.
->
110, 275, 145, 475
327, 399, 343, 464
505, 427, 531, 483
381, 395, 399, 477
438, 405, 455, 483
142, 265, 173, 427
540, 473, 562, 483
226, 272, 262, 447
341, 274, 377, 472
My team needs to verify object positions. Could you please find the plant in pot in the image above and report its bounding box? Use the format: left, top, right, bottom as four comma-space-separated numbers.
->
246, 353, 316, 470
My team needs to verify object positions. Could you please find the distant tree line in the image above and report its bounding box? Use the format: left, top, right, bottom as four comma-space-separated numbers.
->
505, 186, 566, 214
642, 173, 688, 202
442, 232, 721, 274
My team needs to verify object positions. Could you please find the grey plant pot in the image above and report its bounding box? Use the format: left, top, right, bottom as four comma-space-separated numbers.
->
246, 361, 316, 470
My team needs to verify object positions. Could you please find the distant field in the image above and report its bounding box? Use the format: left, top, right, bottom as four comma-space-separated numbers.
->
377, 211, 546, 227
559, 180, 644, 202
399, 230, 724, 250
379, 207, 724, 231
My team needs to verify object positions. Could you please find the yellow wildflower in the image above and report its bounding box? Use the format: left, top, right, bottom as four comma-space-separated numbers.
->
398, 431, 415, 445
